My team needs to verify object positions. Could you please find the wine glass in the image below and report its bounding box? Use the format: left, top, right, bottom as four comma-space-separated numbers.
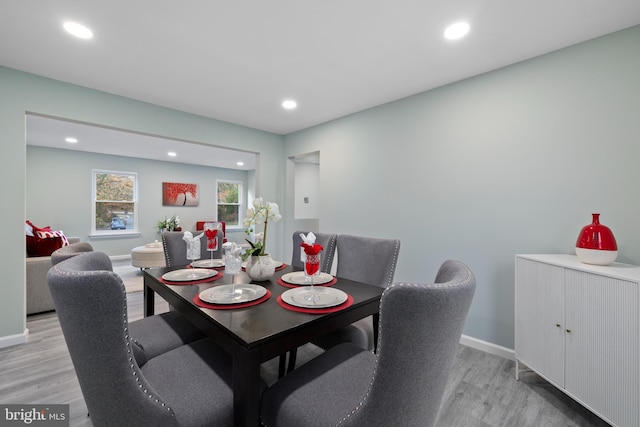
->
304, 253, 321, 302
224, 244, 243, 300
186, 239, 201, 278
205, 225, 219, 265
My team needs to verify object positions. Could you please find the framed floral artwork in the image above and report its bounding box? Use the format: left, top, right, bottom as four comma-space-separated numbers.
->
162, 182, 199, 206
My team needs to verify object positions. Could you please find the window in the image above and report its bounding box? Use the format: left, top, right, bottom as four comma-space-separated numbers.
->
217, 180, 242, 226
93, 169, 138, 234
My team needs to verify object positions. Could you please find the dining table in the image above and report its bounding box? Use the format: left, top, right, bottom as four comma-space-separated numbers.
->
143, 263, 384, 427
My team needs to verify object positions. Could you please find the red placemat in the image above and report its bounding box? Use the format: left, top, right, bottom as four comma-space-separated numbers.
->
193, 289, 271, 310
159, 271, 224, 286
277, 276, 337, 288
276, 294, 353, 314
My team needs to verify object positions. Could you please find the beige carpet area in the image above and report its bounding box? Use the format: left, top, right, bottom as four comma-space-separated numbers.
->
112, 258, 145, 293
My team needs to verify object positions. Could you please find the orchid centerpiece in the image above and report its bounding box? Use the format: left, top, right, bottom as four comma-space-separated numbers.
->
242, 197, 282, 261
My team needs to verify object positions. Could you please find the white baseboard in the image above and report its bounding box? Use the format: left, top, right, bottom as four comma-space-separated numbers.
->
0, 329, 28, 349
460, 334, 515, 361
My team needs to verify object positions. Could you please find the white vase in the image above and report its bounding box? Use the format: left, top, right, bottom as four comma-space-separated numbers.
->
245, 254, 276, 281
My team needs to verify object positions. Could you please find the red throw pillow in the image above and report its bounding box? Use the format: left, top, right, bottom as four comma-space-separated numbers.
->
25, 221, 69, 257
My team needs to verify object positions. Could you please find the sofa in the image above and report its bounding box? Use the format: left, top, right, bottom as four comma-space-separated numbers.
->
26, 238, 88, 315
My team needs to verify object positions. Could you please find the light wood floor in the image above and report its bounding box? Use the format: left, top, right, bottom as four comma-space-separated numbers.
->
1, 291, 610, 427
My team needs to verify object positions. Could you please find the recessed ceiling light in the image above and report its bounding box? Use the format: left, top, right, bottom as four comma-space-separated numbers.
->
167, 152, 177, 157
65, 137, 78, 143
63, 22, 94, 39
282, 100, 297, 110
236, 161, 244, 166
444, 22, 470, 40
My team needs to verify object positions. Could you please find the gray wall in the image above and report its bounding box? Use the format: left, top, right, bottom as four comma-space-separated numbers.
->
26, 146, 250, 256
283, 25, 640, 349
0, 66, 284, 343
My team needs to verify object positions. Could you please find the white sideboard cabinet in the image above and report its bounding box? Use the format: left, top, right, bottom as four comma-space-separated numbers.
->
515, 254, 639, 427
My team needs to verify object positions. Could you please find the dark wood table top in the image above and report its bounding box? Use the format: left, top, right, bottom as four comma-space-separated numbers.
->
143, 264, 383, 427
144, 265, 383, 360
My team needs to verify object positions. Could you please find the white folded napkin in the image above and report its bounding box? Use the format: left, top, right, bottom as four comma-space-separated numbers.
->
299, 232, 316, 262
183, 232, 204, 259
222, 241, 243, 257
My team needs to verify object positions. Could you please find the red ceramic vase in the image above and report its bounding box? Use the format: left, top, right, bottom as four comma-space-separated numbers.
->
575, 213, 618, 265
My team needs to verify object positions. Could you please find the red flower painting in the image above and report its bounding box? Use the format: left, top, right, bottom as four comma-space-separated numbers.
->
162, 182, 199, 206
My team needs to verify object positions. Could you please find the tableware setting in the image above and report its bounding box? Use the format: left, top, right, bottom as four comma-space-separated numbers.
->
280, 286, 347, 308
192, 258, 225, 268
222, 241, 244, 298
193, 284, 271, 310
278, 271, 336, 287
301, 239, 324, 302
160, 268, 222, 285
204, 222, 221, 264
183, 231, 205, 278
199, 284, 267, 304
276, 288, 354, 314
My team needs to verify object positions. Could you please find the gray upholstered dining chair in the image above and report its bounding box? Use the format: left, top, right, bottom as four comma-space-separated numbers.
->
312, 234, 400, 351
261, 259, 476, 427
283, 234, 399, 376
50, 241, 94, 265
54, 250, 204, 363
162, 230, 222, 268
291, 231, 338, 273
48, 251, 255, 426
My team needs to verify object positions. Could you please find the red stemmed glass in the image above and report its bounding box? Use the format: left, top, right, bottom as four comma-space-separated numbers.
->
205, 228, 218, 262
304, 253, 321, 302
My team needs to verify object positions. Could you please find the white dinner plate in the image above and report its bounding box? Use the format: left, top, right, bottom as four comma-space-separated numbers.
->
241, 260, 284, 269
280, 272, 333, 285
161, 269, 218, 282
199, 284, 267, 304
281, 287, 348, 308
192, 259, 225, 268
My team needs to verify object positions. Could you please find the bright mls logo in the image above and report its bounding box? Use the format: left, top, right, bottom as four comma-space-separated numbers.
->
0, 405, 69, 426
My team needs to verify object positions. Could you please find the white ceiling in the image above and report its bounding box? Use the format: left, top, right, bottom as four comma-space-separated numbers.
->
4, 1, 640, 165
26, 114, 257, 170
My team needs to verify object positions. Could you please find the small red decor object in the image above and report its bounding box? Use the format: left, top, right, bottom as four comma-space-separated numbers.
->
301, 243, 323, 255
205, 228, 218, 250
575, 213, 618, 265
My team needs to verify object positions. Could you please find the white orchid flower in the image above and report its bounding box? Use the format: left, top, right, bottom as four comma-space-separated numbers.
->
243, 197, 282, 259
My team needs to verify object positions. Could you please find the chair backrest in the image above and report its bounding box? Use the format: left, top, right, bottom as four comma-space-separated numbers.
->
342, 259, 476, 427
47, 251, 177, 426
162, 230, 222, 267
335, 234, 400, 288
51, 242, 94, 265
291, 231, 338, 273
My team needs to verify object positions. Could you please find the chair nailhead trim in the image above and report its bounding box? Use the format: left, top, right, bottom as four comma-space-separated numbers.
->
116, 280, 175, 416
